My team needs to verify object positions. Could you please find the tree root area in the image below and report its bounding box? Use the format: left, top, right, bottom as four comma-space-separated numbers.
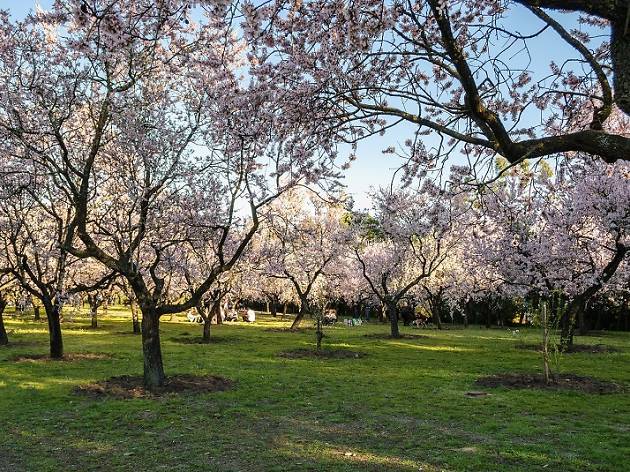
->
279, 348, 365, 359
74, 374, 234, 399
475, 373, 622, 394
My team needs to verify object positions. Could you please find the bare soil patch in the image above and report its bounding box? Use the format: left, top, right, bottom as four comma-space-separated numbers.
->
73, 374, 234, 399
279, 348, 365, 360
516, 343, 620, 354
475, 373, 623, 394
170, 335, 237, 345
7, 352, 113, 363
363, 333, 429, 340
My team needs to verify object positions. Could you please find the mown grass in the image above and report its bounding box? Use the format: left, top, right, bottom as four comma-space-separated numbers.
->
1, 308, 629, 471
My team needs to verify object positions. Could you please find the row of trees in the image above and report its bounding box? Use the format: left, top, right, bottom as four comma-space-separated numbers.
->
0, 1, 628, 389
2, 152, 627, 360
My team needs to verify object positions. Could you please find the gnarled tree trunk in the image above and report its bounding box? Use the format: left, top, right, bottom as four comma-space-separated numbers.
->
88, 295, 98, 329
270, 298, 278, 317
45, 300, 63, 359
130, 301, 141, 335
386, 300, 400, 338
291, 302, 307, 330
141, 307, 165, 389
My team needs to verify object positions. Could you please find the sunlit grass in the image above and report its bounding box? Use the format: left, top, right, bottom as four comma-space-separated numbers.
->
1, 309, 629, 471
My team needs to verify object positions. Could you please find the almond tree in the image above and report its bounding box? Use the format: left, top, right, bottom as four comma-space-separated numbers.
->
353, 182, 460, 337
257, 189, 350, 334
0, 165, 113, 357
472, 157, 629, 348
0, 2, 339, 387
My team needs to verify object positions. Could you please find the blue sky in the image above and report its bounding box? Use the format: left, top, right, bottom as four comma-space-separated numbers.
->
3, 1, 589, 210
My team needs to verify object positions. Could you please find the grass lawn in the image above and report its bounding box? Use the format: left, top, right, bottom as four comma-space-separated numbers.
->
1, 308, 629, 471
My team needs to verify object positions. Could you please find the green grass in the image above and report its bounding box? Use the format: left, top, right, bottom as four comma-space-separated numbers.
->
1, 309, 629, 471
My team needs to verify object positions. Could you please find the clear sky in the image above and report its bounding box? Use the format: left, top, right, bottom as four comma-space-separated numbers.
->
3, 1, 589, 210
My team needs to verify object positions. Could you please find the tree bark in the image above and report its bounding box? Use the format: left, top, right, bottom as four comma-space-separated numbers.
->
91, 306, 98, 329
270, 299, 277, 317
432, 301, 443, 330
560, 300, 579, 350
45, 301, 63, 359
202, 318, 212, 342
577, 303, 588, 336
291, 306, 306, 329
201, 300, 221, 343
130, 302, 141, 335
34, 305, 40, 321
0, 296, 8, 346
141, 308, 165, 389
387, 301, 400, 338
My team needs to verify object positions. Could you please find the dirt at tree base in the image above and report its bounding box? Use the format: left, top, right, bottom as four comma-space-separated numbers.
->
363, 333, 429, 340
170, 335, 238, 345
279, 348, 365, 359
7, 352, 113, 362
475, 373, 623, 394
73, 374, 235, 399
515, 343, 621, 354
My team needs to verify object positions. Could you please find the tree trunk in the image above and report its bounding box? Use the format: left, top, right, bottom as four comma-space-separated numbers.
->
0, 296, 8, 346
387, 301, 400, 338
141, 308, 165, 389
379, 303, 386, 323
34, 305, 40, 321
560, 300, 579, 350
202, 318, 212, 343
130, 302, 141, 335
91, 307, 98, 329
291, 306, 305, 329
270, 299, 277, 317
201, 301, 220, 343
577, 303, 588, 336
46, 301, 63, 359
433, 304, 443, 330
